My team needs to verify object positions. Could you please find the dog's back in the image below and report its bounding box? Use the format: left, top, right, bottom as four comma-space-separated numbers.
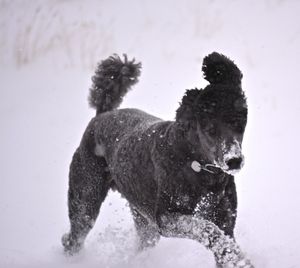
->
94, 108, 162, 144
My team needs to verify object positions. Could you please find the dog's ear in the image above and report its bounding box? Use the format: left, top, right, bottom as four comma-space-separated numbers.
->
202, 52, 242, 86
176, 88, 201, 122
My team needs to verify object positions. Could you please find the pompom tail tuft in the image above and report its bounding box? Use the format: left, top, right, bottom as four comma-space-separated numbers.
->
89, 54, 141, 114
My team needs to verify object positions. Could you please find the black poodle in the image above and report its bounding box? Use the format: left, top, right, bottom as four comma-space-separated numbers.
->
62, 53, 252, 267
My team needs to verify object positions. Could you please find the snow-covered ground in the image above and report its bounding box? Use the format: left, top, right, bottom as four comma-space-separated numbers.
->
1, 0, 300, 267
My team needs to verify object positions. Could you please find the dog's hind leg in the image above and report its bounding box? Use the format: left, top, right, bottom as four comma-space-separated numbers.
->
130, 206, 160, 251
62, 147, 110, 255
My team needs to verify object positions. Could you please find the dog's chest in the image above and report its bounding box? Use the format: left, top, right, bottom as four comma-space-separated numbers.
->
167, 154, 228, 189
160, 187, 198, 214
158, 159, 229, 213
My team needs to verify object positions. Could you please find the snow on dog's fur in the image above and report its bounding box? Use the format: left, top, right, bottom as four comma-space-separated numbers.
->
62, 53, 252, 267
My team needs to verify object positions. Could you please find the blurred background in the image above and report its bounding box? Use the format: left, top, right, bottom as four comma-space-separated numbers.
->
1, 0, 300, 267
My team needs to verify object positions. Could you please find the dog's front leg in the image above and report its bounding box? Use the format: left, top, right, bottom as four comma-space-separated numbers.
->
213, 177, 238, 238
158, 214, 253, 268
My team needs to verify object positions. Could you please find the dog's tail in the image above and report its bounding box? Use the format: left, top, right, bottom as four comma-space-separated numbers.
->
202, 52, 242, 86
89, 54, 141, 114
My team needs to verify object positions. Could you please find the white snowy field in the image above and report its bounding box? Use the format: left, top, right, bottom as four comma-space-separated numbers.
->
1, 0, 300, 267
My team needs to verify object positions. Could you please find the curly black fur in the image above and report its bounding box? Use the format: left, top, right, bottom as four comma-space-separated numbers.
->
89, 54, 141, 114
62, 53, 249, 267
202, 52, 242, 85
176, 53, 247, 133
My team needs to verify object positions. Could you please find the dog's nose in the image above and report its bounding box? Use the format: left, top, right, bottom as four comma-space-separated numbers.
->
226, 157, 243, 170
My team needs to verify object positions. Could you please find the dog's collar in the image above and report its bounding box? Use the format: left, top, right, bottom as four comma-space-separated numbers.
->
191, 160, 219, 174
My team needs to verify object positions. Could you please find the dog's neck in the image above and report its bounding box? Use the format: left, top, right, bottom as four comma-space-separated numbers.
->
160, 121, 214, 167
152, 121, 224, 178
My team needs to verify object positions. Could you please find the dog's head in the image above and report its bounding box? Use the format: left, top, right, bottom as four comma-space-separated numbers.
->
176, 52, 247, 175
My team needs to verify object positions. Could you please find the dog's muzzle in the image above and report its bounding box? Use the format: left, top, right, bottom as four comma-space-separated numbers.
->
226, 157, 243, 170
217, 139, 245, 174
218, 154, 244, 175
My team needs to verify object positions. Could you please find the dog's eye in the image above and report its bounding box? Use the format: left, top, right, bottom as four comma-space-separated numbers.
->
235, 125, 244, 133
207, 126, 217, 137
209, 128, 216, 136
232, 120, 246, 133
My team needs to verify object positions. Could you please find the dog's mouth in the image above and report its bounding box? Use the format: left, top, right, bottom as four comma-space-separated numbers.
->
222, 167, 241, 175
203, 163, 241, 175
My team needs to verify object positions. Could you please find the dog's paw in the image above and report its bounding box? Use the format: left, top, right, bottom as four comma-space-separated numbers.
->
61, 233, 83, 255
